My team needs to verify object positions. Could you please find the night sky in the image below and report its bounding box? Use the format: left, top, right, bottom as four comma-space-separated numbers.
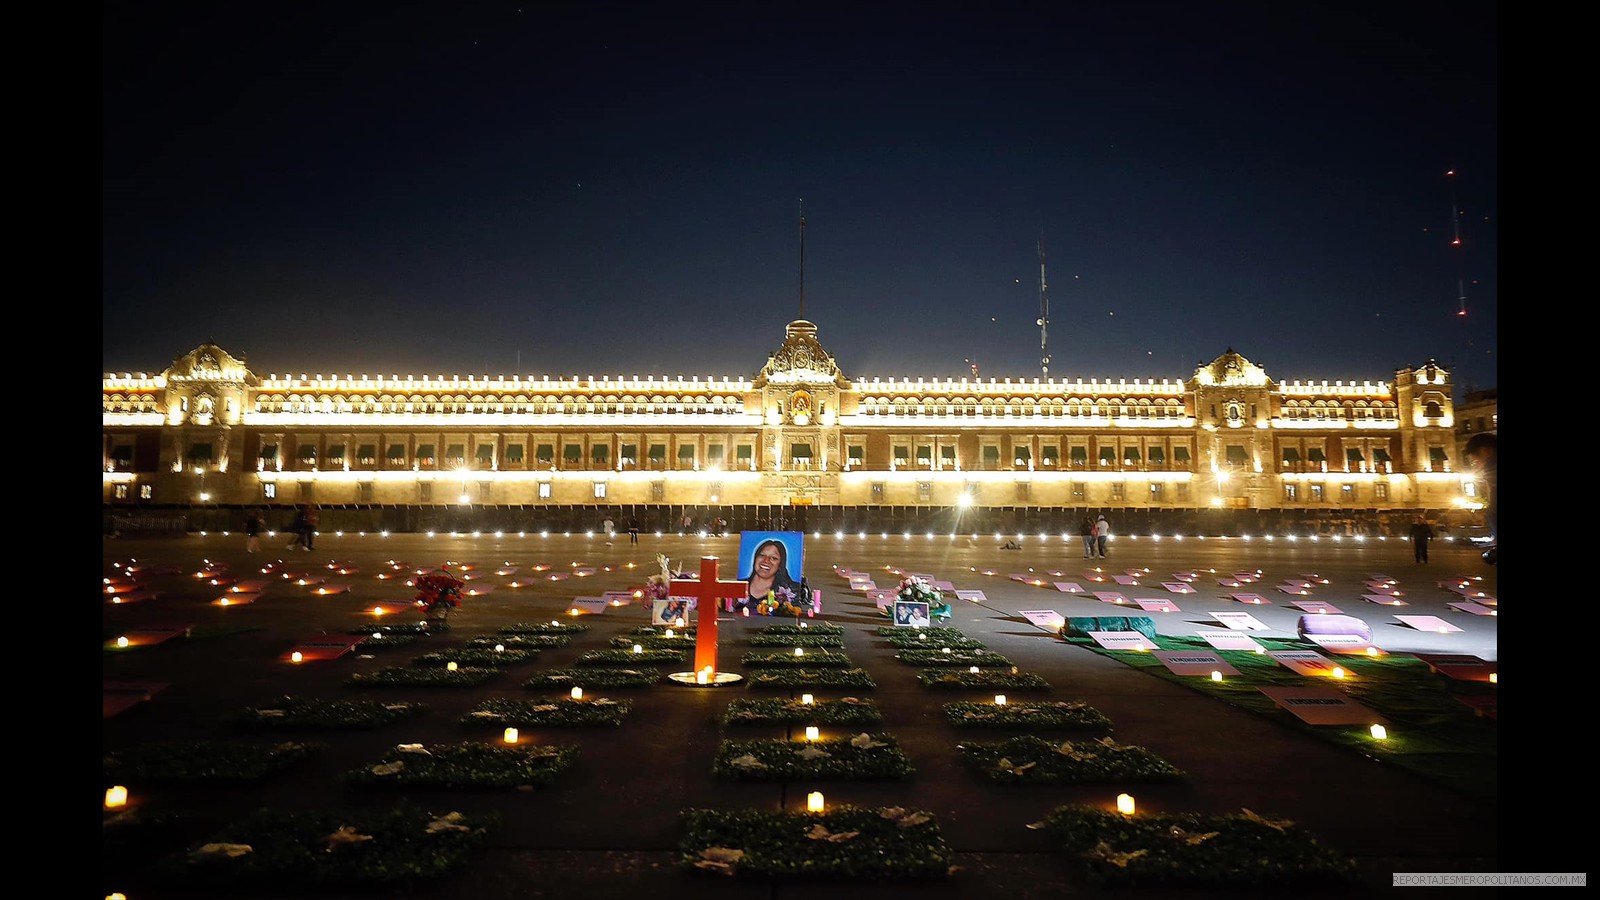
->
103, 1, 1496, 394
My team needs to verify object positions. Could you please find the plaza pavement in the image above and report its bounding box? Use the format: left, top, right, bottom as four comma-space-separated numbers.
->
102, 530, 1514, 899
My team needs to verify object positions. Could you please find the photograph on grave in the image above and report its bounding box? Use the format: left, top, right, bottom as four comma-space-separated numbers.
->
736, 530, 811, 615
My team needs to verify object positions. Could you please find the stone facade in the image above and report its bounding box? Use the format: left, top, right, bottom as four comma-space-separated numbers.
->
103, 321, 1478, 523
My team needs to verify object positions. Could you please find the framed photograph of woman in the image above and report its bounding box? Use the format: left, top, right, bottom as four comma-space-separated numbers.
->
736, 531, 805, 613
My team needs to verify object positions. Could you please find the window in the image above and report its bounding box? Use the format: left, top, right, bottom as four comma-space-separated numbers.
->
187, 442, 214, 463
736, 444, 753, 463
1148, 446, 1165, 465
1098, 446, 1116, 466
1070, 446, 1088, 466
446, 444, 465, 464
357, 444, 377, 465
1041, 446, 1059, 467
1175, 483, 1189, 501
358, 482, 374, 502
591, 444, 609, 464
416, 444, 436, 463
916, 445, 932, 465
1307, 448, 1327, 464
1373, 482, 1389, 500
707, 445, 724, 465
1173, 446, 1191, 466
536, 444, 554, 465
1284, 483, 1299, 502
593, 482, 607, 499
1122, 447, 1140, 464
326, 444, 346, 464
1149, 482, 1163, 501
940, 445, 956, 467
139, 484, 152, 499
1014, 482, 1030, 501
563, 444, 582, 462
650, 480, 665, 501
1345, 448, 1363, 470
114, 483, 129, 499
870, 482, 885, 501
1309, 483, 1325, 502
893, 445, 910, 463
1423, 401, 1443, 418
477, 444, 495, 464
298, 444, 317, 463
1071, 481, 1086, 501
1224, 446, 1248, 466
982, 446, 1000, 467
917, 481, 932, 502
1110, 482, 1125, 500
419, 482, 433, 502
537, 481, 552, 500
1282, 448, 1301, 465
677, 445, 696, 466
791, 443, 813, 460
1341, 483, 1355, 502
1428, 447, 1449, 468
847, 445, 865, 466
649, 444, 667, 464
505, 444, 524, 463
1014, 446, 1031, 466
259, 444, 279, 462
1463, 482, 1478, 498
263, 483, 276, 500
1373, 447, 1392, 467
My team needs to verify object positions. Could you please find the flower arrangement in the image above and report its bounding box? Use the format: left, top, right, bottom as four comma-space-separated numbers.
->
895, 577, 952, 622
753, 583, 810, 617
412, 570, 465, 625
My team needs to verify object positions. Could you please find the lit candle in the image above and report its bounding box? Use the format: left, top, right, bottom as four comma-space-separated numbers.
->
696, 669, 709, 685
742, 607, 750, 617
1210, 670, 1223, 682
1365, 647, 1380, 656
503, 727, 518, 743
116, 636, 129, 648
800, 693, 814, 705
1370, 724, 1388, 740
969, 666, 980, 674
674, 617, 686, 628
104, 785, 128, 809
664, 628, 674, 638
632, 644, 643, 654
1330, 667, 1345, 679
446, 661, 458, 671
794, 647, 804, 656
1116, 793, 1135, 815
804, 726, 819, 741
994, 694, 1007, 705
290, 651, 303, 663
372, 606, 384, 615
570, 687, 584, 700
941, 647, 951, 654
1488, 672, 1497, 684
807, 791, 825, 812
494, 644, 505, 652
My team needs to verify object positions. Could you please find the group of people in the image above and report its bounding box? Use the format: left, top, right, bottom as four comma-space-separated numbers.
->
242, 504, 319, 552
1080, 514, 1110, 558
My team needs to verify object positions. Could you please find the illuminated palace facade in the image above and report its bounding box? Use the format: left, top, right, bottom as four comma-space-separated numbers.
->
101, 320, 1482, 531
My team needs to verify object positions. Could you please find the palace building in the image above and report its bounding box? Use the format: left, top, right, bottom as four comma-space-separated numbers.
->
102, 320, 1483, 535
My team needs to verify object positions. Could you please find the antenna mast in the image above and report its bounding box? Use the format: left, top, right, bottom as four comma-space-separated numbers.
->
1036, 235, 1050, 375
798, 199, 806, 320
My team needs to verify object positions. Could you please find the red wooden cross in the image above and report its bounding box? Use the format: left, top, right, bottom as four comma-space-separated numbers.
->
669, 557, 749, 675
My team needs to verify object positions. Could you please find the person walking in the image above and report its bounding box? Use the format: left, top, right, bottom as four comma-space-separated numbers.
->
244, 509, 263, 553
628, 518, 640, 544
300, 503, 319, 552
285, 506, 306, 551
1093, 514, 1110, 559
1080, 515, 1097, 559
1408, 516, 1435, 564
